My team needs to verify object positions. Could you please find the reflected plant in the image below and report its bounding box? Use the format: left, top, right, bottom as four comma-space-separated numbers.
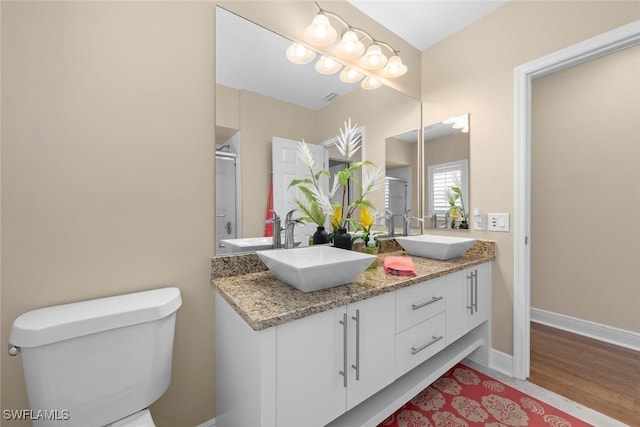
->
288, 119, 384, 233
444, 176, 468, 229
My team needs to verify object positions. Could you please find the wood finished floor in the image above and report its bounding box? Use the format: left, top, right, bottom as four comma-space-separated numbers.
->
529, 322, 640, 426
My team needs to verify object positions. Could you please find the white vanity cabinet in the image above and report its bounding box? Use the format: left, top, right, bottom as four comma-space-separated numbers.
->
445, 262, 492, 345
215, 260, 492, 427
276, 292, 396, 427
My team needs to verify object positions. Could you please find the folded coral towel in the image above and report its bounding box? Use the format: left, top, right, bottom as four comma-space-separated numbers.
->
384, 256, 417, 276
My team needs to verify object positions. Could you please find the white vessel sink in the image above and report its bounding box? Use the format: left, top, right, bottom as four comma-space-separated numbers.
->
395, 235, 477, 260
256, 246, 376, 293
221, 237, 300, 253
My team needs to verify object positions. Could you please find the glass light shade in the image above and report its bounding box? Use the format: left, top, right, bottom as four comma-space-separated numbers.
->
304, 14, 337, 46
380, 55, 408, 78
359, 44, 387, 70
361, 76, 382, 90
339, 67, 364, 84
286, 43, 317, 65
315, 56, 342, 75
334, 30, 365, 59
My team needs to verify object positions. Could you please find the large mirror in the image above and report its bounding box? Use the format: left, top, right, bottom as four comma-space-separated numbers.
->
423, 114, 470, 230
215, 6, 421, 254
385, 128, 420, 236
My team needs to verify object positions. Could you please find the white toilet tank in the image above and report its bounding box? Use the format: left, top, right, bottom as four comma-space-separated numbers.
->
9, 287, 182, 427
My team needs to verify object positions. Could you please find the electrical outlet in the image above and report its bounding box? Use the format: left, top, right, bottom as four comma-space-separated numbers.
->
487, 213, 510, 232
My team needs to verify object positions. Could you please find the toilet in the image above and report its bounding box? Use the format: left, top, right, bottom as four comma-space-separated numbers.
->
8, 287, 182, 427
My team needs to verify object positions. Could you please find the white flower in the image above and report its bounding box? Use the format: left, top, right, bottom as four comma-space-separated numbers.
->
296, 140, 315, 169
335, 118, 361, 161
307, 184, 334, 216
362, 166, 385, 195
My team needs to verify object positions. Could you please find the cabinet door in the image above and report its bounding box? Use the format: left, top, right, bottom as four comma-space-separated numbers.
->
468, 262, 491, 330
446, 263, 492, 345
346, 292, 396, 410
276, 307, 346, 427
445, 269, 468, 345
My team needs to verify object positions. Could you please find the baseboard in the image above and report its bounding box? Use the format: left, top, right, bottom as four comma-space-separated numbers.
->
531, 307, 640, 352
489, 348, 514, 377
195, 418, 216, 427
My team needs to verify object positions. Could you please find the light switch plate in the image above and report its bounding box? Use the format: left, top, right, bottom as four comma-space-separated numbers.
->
487, 213, 510, 232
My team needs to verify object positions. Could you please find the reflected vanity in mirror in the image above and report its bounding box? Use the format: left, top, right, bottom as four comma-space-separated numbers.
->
215, 6, 421, 254
423, 113, 470, 230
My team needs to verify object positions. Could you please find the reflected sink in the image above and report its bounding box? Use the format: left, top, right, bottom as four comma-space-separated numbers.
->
220, 237, 300, 253
395, 234, 477, 260
256, 246, 376, 293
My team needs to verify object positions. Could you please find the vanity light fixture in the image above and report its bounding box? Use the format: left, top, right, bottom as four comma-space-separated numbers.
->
361, 76, 382, 90
334, 30, 365, 59
304, 13, 337, 46
315, 56, 342, 74
286, 43, 317, 65
287, 1, 408, 89
380, 54, 408, 78
359, 44, 387, 70
339, 67, 364, 84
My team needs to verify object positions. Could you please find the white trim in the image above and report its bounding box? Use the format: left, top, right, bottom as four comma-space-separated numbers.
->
195, 418, 216, 427
488, 348, 514, 378
531, 308, 640, 352
513, 20, 640, 380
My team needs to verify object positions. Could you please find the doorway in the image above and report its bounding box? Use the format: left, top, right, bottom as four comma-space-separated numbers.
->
513, 20, 640, 380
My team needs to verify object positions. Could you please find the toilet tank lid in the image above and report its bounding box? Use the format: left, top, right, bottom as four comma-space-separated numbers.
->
10, 287, 182, 348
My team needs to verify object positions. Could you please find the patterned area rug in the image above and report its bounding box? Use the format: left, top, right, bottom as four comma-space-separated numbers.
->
379, 363, 592, 427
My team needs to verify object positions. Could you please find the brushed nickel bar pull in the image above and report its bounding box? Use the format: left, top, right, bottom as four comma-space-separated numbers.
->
351, 309, 360, 381
467, 271, 473, 314
473, 270, 478, 313
411, 335, 443, 355
339, 312, 347, 388
411, 296, 444, 310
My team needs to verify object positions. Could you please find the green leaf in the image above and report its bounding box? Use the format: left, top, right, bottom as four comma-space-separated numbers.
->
288, 178, 313, 188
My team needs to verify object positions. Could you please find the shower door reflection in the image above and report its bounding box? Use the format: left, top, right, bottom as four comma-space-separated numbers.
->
216, 152, 238, 254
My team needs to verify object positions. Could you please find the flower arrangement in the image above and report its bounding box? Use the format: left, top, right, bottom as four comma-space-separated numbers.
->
289, 119, 384, 247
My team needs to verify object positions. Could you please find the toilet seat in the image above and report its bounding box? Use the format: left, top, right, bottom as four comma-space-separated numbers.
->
109, 409, 156, 427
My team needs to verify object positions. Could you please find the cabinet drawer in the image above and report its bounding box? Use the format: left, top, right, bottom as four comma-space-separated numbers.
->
395, 312, 446, 378
395, 276, 446, 333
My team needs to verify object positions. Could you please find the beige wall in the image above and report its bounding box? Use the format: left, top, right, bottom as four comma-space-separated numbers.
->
1, 2, 215, 426
531, 44, 640, 332
422, 0, 640, 355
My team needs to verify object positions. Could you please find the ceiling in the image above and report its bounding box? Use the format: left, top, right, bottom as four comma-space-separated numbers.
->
346, 1, 508, 51
216, 2, 508, 111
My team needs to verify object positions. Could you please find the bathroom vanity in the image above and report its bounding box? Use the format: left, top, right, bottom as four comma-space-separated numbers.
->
212, 241, 494, 427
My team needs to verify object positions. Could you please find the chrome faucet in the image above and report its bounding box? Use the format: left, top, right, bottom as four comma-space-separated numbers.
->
284, 209, 301, 249
402, 209, 424, 236
266, 210, 282, 249
426, 210, 437, 228
385, 209, 395, 237
444, 211, 451, 229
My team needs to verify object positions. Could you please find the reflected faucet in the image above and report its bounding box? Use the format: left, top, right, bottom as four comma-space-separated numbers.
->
426, 210, 437, 229
266, 210, 282, 249
402, 209, 424, 236
284, 209, 302, 249
385, 209, 395, 237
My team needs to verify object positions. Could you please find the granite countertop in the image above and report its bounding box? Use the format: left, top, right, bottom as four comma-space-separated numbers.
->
211, 240, 495, 331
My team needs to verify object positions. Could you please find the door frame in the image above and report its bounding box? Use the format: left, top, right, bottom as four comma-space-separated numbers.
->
513, 20, 640, 380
